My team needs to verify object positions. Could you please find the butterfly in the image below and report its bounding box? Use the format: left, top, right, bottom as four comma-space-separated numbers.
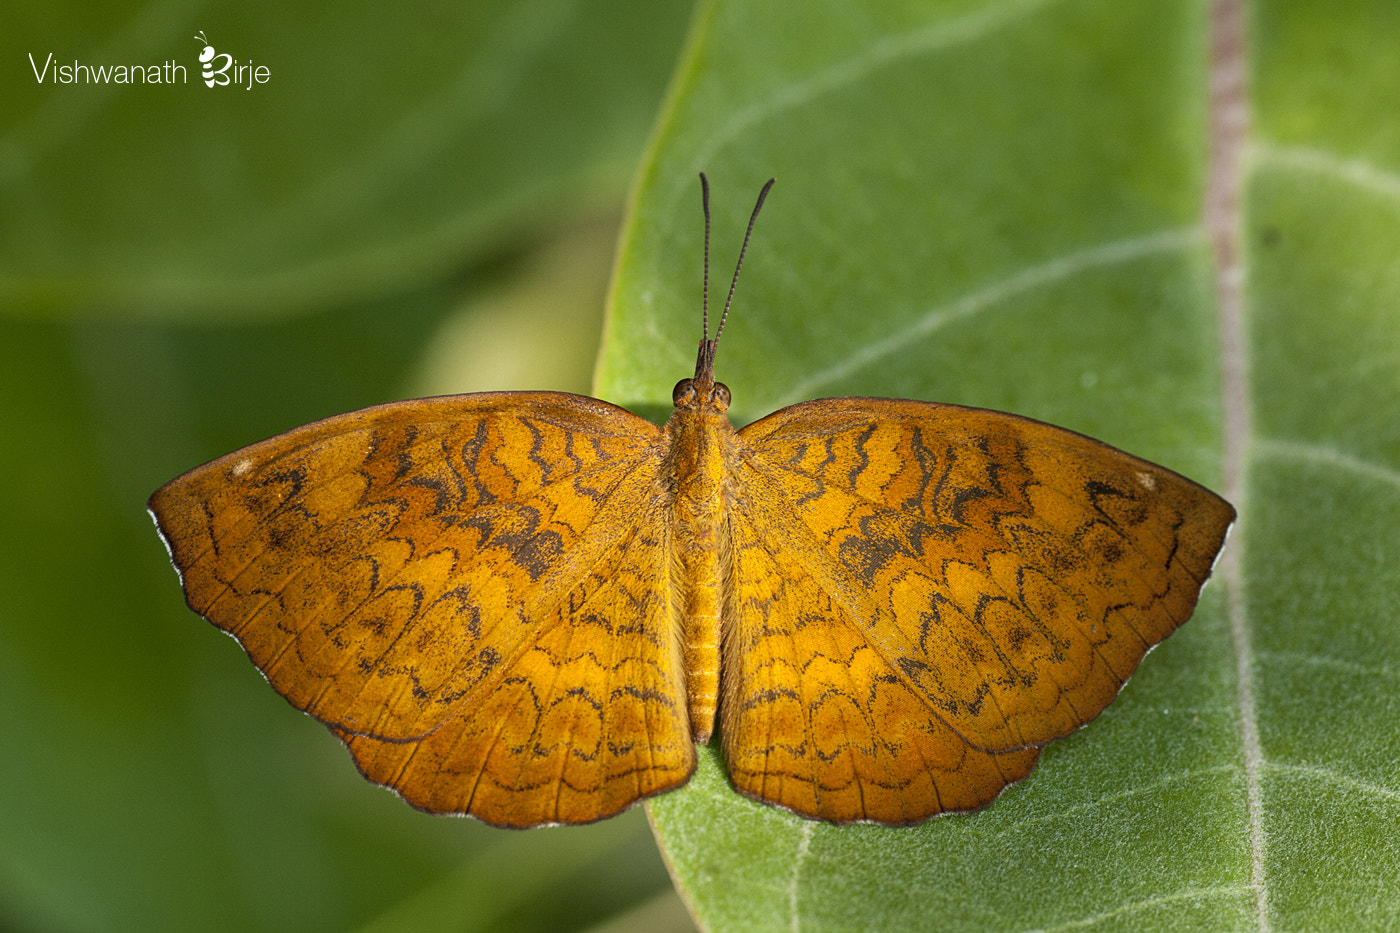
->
149, 176, 1235, 827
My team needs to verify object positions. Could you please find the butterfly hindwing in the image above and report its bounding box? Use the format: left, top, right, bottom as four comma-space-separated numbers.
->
720, 488, 1041, 823
334, 485, 695, 825
149, 392, 694, 825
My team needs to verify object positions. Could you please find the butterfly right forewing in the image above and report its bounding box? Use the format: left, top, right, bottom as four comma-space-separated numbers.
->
150, 392, 695, 826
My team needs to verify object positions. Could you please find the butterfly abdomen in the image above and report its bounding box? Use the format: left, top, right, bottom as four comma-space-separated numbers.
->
665, 407, 732, 743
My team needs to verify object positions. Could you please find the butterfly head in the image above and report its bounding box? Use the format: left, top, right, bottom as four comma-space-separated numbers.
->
672, 372, 730, 414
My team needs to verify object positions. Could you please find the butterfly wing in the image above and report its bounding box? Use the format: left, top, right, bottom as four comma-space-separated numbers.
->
720, 500, 1042, 823
722, 397, 1234, 823
150, 392, 693, 826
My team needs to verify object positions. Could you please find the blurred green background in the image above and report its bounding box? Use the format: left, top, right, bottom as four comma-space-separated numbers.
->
3, 1, 698, 931
6, 1, 1400, 931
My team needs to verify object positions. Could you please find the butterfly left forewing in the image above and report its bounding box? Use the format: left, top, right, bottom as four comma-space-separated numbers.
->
723, 396, 1233, 821
150, 392, 694, 825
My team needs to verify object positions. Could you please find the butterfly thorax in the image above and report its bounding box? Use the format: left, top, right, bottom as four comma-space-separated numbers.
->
664, 371, 736, 743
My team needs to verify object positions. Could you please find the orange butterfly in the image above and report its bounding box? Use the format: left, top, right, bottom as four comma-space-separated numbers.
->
150, 177, 1234, 827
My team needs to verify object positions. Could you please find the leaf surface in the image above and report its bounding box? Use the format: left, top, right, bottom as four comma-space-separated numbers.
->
597, 1, 1400, 929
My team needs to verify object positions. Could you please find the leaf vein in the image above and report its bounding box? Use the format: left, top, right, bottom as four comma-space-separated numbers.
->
1025, 884, 1255, 932
1266, 763, 1400, 803
768, 227, 1205, 408
1256, 142, 1400, 202
1255, 438, 1400, 490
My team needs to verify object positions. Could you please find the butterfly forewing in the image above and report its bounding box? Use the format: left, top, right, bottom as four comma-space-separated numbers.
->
149, 392, 695, 826
722, 397, 1234, 820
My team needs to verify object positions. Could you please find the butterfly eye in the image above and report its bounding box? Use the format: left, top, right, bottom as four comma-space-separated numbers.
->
711, 382, 731, 410
672, 378, 694, 405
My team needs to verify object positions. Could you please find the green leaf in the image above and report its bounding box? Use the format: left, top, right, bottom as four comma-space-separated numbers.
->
1244, 0, 1400, 927
0, 2, 695, 932
596, 0, 1400, 930
7, 1, 1399, 931
0, 0, 688, 319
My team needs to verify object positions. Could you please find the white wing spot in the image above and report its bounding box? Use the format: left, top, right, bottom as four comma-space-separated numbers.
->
1136, 471, 1156, 490
231, 458, 254, 478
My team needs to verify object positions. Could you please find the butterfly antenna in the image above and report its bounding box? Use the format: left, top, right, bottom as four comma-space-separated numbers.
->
700, 173, 712, 342
713, 177, 775, 348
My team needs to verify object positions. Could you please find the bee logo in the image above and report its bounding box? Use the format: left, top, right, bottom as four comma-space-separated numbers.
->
194, 31, 232, 87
